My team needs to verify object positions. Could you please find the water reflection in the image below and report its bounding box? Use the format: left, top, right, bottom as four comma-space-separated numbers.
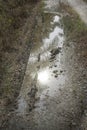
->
53, 15, 60, 23
38, 70, 49, 84
17, 8, 65, 114
29, 15, 64, 64
17, 97, 27, 115
43, 26, 63, 46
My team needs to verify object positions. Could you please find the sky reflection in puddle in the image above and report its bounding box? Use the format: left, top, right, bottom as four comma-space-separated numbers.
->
28, 13, 65, 93
17, 10, 65, 115
38, 69, 49, 84
29, 15, 64, 64
53, 15, 60, 23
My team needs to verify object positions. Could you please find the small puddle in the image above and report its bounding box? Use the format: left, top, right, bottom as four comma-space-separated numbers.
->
17, 0, 66, 115
16, 97, 28, 115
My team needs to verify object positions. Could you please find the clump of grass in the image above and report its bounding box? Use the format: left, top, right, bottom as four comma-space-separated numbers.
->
63, 15, 87, 39
60, 3, 87, 40
0, 0, 36, 33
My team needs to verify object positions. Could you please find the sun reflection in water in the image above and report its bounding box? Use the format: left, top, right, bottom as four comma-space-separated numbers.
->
38, 70, 49, 84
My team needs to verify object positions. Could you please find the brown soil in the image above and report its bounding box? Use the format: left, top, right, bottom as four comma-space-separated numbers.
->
0, 0, 41, 109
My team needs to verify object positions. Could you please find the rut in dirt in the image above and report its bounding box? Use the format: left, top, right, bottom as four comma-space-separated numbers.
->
1, 0, 87, 130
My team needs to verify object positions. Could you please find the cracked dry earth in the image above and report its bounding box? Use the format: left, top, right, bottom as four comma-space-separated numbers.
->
1, 0, 87, 130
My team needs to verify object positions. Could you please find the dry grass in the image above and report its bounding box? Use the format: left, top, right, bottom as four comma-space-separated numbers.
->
0, 0, 40, 100
60, 3, 87, 40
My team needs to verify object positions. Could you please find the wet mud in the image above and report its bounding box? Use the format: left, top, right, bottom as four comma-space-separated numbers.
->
1, 0, 87, 130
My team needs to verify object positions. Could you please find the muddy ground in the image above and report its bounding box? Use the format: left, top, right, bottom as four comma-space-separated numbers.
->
0, 0, 87, 130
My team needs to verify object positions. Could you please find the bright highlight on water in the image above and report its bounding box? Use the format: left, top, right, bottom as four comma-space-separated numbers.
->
38, 70, 49, 84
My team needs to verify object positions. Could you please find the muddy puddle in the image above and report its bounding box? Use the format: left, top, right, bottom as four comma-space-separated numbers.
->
11, 1, 86, 130
2, 0, 86, 130
16, 1, 66, 115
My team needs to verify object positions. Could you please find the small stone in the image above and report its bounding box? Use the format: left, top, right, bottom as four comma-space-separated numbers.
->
60, 70, 63, 73
55, 75, 58, 78
53, 70, 58, 74
54, 65, 57, 67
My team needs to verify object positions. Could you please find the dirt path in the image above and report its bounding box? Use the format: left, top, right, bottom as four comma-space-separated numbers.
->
1, 1, 87, 130
66, 0, 87, 25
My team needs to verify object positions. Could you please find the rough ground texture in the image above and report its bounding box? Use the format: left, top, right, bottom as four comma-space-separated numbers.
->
65, 0, 87, 25
0, 0, 41, 126
0, 0, 87, 130
0, 0, 40, 104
